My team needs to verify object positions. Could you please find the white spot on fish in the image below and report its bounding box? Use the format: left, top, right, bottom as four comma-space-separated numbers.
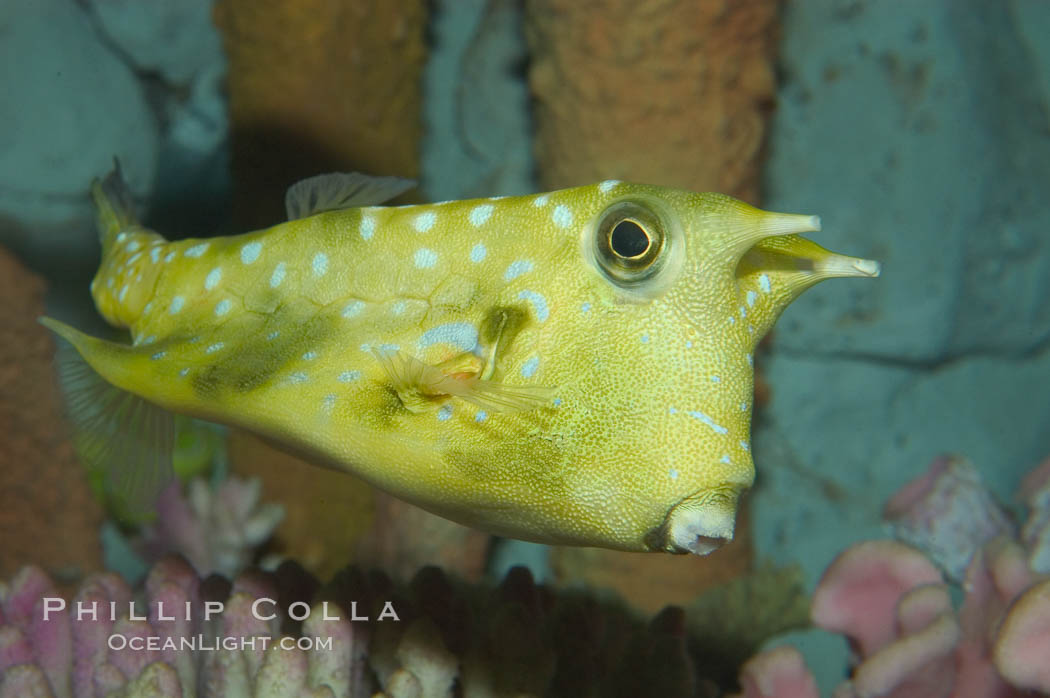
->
553, 398, 563, 407
360, 343, 371, 353
532, 193, 550, 207
415, 248, 438, 268
739, 305, 747, 318
267, 331, 280, 341
321, 394, 337, 414
759, 274, 771, 293
688, 410, 728, 435
360, 215, 376, 240
178, 367, 190, 377
205, 267, 222, 291
214, 299, 232, 316
302, 351, 318, 361
728, 315, 736, 325
107, 277, 114, 289
205, 342, 225, 354
391, 301, 406, 315
581, 302, 591, 313
669, 468, 679, 481
118, 285, 128, 302
552, 204, 573, 228
740, 441, 750, 452
521, 355, 539, 378
746, 290, 757, 307
270, 262, 286, 288
740, 401, 748, 412
414, 211, 436, 233
437, 404, 453, 421
169, 296, 185, 314
668, 407, 678, 414
419, 323, 479, 352
185, 243, 209, 258
720, 454, 731, 465
504, 259, 534, 281
469, 204, 494, 226
517, 290, 549, 322
470, 243, 487, 263
746, 353, 753, 366
151, 351, 166, 361
342, 300, 364, 318
164, 251, 176, 263
289, 371, 308, 384
641, 334, 650, 343
117, 232, 127, 243
475, 410, 488, 423
312, 252, 328, 276
150, 247, 161, 263
599, 180, 620, 193
126, 241, 140, 253
711, 375, 720, 383
380, 343, 399, 352
241, 241, 262, 264
338, 370, 360, 382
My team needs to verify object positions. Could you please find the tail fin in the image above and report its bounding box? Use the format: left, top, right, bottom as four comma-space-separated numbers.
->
42, 316, 174, 524
92, 159, 139, 257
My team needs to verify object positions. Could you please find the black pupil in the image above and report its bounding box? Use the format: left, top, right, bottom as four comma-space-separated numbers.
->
610, 219, 650, 258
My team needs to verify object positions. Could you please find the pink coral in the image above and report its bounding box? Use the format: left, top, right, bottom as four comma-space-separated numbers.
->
736, 456, 1050, 698
135, 475, 284, 579
733, 645, 819, 698
883, 454, 1016, 582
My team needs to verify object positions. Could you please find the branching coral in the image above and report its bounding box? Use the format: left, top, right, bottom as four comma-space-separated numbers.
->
135, 476, 284, 580
732, 455, 1050, 698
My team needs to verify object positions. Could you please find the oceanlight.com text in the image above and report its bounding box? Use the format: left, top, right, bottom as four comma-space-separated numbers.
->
107, 634, 334, 652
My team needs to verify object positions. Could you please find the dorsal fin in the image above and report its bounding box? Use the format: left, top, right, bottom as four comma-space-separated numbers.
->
92, 159, 139, 254
284, 172, 417, 220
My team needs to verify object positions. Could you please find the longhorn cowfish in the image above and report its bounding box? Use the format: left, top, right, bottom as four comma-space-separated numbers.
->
43, 168, 879, 555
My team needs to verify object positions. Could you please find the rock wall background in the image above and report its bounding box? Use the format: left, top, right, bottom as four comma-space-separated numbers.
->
753, 0, 1050, 688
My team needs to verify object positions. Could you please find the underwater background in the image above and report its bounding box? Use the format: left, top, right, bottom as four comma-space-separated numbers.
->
1, 1, 1049, 696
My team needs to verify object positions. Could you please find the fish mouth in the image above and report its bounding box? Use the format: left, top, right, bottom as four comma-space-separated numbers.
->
645, 486, 742, 555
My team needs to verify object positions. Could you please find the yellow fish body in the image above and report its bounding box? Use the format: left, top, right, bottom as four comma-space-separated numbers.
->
45, 169, 879, 555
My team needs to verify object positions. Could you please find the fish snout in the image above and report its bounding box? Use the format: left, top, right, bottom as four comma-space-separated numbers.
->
647, 486, 742, 555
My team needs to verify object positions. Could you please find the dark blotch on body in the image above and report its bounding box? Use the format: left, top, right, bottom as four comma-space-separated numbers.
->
190, 310, 334, 399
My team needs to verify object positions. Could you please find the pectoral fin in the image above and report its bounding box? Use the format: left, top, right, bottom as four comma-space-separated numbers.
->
373, 349, 554, 415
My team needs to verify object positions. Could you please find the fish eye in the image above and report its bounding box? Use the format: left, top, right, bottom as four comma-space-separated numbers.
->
593, 201, 668, 288
610, 219, 652, 259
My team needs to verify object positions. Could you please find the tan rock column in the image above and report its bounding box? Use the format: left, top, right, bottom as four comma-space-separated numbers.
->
526, 0, 779, 201
213, 0, 428, 227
